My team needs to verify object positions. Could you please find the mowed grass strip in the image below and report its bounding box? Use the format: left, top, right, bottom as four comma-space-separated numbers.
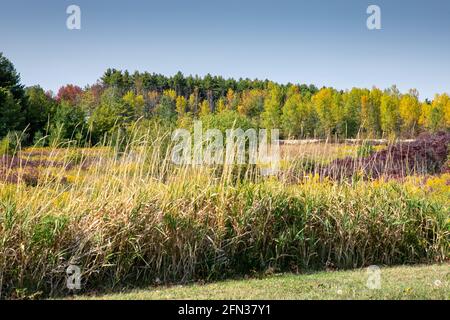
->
75, 264, 449, 300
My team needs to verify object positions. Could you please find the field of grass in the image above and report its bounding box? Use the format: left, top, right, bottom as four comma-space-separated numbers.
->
0, 129, 448, 299
77, 264, 449, 300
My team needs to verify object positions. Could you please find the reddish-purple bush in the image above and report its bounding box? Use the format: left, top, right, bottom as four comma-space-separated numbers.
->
0, 167, 40, 186
0, 153, 89, 186
322, 131, 450, 180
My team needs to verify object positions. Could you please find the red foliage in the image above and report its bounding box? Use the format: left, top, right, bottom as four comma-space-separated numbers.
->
56, 84, 83, 105
322, 132, 450, 180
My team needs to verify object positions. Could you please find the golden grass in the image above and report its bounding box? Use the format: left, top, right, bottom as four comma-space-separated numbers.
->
0, 128, 448, 299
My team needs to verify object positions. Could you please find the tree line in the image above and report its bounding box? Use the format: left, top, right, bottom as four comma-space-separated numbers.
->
1, 52, 449, 148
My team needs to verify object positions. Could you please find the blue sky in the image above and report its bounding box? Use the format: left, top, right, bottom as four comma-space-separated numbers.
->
0, 0, 449, 100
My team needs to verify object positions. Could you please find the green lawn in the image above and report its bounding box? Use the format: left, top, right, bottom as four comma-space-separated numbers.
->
75, 264, 449, 300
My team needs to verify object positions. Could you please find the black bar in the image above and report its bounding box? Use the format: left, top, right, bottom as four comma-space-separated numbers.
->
0, 300, 445, 319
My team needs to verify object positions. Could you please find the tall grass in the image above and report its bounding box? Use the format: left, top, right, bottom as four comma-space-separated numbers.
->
0, 125, 448, 298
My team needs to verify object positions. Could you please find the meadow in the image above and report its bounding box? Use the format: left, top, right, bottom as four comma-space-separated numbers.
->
1, 4, 449, 301
0, 126, 448, 299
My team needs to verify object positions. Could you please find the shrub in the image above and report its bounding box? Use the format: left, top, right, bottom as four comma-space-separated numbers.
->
200, 110, 257, 134
32, 131, 47, 147
0, 131, 28, 156
324, 132, 450, 180
0, 136, 12, 155
356, 141, 375, 157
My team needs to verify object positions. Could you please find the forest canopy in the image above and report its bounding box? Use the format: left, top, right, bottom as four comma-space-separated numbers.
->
1, 52, 449, 147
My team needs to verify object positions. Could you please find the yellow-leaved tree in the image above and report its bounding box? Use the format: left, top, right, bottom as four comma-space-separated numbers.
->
399, 90, 421, 135
122, 91, 145, 120
175, 96, 187, 117
226, 88, 238, 111
163, 89, 177, 101
216, 97, 226, 113
281, 87, 302, 138
261, 82, 283, 130
237, 89, 264, 117
380, 88, 400, 137
199, 100, 211, 116
425, 94, 450, 131
312, 88, 338, 137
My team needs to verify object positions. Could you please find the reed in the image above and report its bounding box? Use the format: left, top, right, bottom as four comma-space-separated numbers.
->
0, 126, 448, 298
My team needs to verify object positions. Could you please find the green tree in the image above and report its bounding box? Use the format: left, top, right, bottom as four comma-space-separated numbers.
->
281, 88, 304, 138
154, 94, 176, 121
341, 88, 365, 137
0, 53, 26, 137
123, 91, 145, 120
367, 88, 382, 136
399, 91, 421, 135
261, 83, 283, 130
200, 110, 256, 134
89, 88, 127, 142
331, 91, 345, 136
312, 88, 337, 136
380, 92, 400, 136
0, 52, 25, 102
24, 86, 55, 141
49, 101, 86, 144
422, 94, 450, 131
359, 88, 382, 137
0, 88, 23, 137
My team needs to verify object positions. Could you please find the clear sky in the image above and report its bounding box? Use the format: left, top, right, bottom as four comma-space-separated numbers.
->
1, 0, 449, 100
